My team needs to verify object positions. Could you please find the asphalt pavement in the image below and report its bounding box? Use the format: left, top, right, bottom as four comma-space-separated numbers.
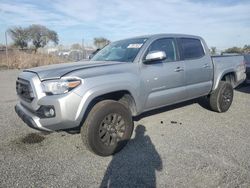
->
0, 70, 250, 187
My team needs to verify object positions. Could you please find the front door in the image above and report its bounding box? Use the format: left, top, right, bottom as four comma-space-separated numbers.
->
141, 38, 186, 111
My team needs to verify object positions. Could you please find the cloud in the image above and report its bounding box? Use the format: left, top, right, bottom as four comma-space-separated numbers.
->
0, 1, 77, 26
0, 0, 249, 48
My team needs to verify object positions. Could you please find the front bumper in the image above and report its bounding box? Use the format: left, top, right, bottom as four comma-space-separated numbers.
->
15, 71, 86, 132
15, 89, 84, 131
15, 103, 50, 131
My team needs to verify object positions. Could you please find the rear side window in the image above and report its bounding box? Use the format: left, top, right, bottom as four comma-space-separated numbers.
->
179, 38, 205, 60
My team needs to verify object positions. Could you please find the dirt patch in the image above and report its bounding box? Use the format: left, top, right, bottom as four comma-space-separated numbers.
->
21, 133, 45, 144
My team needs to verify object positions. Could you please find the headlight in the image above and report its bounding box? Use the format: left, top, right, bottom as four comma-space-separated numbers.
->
42, 79, 81, 95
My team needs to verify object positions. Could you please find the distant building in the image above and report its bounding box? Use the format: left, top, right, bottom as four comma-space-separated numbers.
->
47, 47, 58, 54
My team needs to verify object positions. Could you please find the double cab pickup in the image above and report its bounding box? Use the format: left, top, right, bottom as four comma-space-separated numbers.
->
15, 34, 246, 156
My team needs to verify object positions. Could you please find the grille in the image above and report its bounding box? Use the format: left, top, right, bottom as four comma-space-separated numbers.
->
16, 78, 34, 102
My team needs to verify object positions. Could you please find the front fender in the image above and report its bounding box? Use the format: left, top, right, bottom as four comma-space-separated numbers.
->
73, 81, 140, 123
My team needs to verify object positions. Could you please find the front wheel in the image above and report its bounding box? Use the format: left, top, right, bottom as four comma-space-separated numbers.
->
208, 81, 234, 113
81, 100, 134, 156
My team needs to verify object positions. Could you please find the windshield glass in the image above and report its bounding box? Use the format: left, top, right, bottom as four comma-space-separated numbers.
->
91, 38, 147, 62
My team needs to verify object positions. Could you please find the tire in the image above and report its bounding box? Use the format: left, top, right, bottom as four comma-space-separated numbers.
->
209, 81, 234, 112
81, 100, 134, 156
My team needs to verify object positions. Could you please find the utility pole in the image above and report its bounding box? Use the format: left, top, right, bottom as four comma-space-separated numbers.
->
5, 31, 9, 69
82, 38, 86, 59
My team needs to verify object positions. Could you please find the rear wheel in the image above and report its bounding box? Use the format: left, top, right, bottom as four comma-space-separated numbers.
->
81, 100, 134, 156
209, 81, 234, 112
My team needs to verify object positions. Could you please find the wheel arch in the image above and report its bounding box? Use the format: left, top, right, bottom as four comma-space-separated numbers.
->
88, 90, 137, 116
213, 70, 237, 91
76, 88, 138, 128
221, 72, 237, 87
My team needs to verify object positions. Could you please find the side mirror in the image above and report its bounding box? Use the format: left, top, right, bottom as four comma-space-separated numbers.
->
88, 54, 93, 59
143, 51, 166, 63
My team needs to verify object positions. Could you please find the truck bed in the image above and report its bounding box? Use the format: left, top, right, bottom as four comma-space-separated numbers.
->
211, 55, 246, 89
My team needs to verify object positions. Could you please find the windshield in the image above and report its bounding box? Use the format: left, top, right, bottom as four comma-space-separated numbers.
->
91, 38, 147, 62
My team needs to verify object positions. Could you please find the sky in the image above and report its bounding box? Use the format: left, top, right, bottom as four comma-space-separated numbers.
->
0, 0, 249, 49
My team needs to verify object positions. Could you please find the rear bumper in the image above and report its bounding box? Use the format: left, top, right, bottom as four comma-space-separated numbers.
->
246, 67, 250, 83
231, 59, 247, 87
235, 70, 246, 87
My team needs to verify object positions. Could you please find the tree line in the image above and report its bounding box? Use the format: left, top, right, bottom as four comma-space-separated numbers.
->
70, 37, 110, 50
224, 45, 250, 54
210, 45, 250, 55
6, 24, 110, 52
8, 25, 58, 53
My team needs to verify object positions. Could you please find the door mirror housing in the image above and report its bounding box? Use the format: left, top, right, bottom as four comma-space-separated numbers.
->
143, 51, 166, 64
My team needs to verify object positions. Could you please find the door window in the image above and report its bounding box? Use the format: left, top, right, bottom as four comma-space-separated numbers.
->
179, 38, 205, 60
146, 38, 177, 62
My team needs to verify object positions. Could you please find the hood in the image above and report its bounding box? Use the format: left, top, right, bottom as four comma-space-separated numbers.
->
24, 60, 123, 80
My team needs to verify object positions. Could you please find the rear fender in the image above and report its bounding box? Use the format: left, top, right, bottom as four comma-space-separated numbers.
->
212, 69, 235, 91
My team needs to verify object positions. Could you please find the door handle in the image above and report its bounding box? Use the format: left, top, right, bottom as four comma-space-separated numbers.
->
174, 67, 184, 72
203, 63, 210, 68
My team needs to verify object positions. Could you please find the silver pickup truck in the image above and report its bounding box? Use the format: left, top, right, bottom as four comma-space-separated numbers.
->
15, 34, 246, 156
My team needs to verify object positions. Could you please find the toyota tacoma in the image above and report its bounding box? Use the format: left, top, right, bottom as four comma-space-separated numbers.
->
15, 34, 246, 156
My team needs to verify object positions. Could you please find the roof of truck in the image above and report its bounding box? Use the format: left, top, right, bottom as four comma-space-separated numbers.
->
124, 33, 203, 40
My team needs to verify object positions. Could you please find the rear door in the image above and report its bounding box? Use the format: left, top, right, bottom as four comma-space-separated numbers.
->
141, 38, 186, 110
177, 38, 213, 99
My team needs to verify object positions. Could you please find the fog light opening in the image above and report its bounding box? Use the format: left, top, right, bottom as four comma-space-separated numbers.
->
37, 106, 55, 118
44, 108, 55, 117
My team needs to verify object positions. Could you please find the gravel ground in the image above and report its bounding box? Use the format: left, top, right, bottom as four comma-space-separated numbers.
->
0, 69, 250, 188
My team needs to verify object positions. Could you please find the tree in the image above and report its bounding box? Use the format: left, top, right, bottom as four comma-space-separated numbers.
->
94, 37, 110, 49
28, 24, 59, 52
210, 47, 217, 55
71, 43, 82, 50
8, 26, 29, 49
224, 47, 242, 54
243, 45, 250, 54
